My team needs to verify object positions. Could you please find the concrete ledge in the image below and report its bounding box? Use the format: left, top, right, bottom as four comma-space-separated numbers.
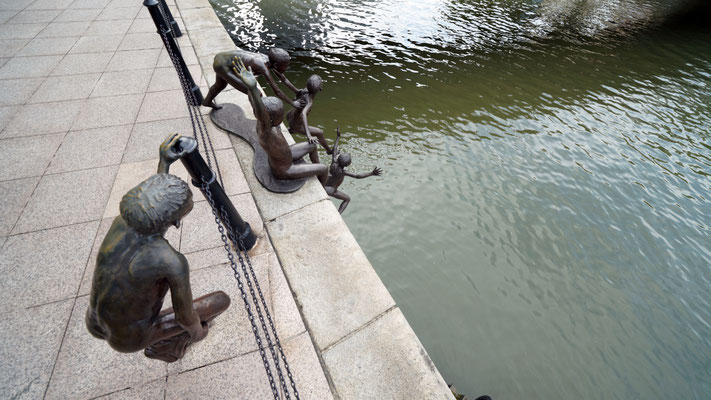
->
174, 1, 455, 398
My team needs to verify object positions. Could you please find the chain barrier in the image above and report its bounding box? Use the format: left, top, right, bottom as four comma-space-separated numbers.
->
153, 8, 299, 398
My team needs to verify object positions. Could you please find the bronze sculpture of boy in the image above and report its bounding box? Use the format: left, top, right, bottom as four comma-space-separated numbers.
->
86, 134, 230, 362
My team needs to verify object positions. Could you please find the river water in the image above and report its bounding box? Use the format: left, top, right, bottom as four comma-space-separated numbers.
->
208, 0, 711, 398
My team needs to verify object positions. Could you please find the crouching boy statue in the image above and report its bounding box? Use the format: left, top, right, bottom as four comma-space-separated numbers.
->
86, 134, 230, 362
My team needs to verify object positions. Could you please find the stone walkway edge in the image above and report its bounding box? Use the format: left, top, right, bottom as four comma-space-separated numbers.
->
176, 0, 455, 398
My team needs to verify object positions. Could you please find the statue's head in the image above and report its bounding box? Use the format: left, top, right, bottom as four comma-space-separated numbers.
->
120, 174, 193, 235
267, 47, 290, 73
306, 74, 323, 95
337, 152, 352, 167
263, 96, 284, 126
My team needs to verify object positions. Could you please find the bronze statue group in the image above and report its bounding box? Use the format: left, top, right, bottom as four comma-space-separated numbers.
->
204, 47, 382, 214
85, 47, 382, 364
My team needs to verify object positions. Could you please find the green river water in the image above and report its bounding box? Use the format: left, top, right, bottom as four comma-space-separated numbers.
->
209, 0, 711, 398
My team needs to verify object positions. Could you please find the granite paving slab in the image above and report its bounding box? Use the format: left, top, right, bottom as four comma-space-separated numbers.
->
0, 39, 30, 57
0, 176, 39, 236
0, 104, 19, 132
0, 55, 63, 79
69, 34, 123, 54
0, 133, 63, 181
17, 36, 78, 56
90, 68, 153, 98
28, 72, 101, 103
47, 124, 132, 173
12, 166, 117, 233
94, 379, 166, 400
7, 9, 61, 24
0, 221, 97, 310
72, 93, 143, 130
0, 299, 74, 400
2, 99, 83, 137
0, 77, 44, 105
54, 8, 101, 22
106, 48, 161, 71
37, 20, 91, 37
51, 51, 113, 75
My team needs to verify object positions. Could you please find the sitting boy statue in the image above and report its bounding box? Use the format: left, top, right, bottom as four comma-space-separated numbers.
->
325, 128, 383, 214
85, 134, 230, 362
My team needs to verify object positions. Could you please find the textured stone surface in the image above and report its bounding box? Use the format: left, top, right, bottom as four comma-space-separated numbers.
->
17, 36, 78, 56
0, 77, 43, 105
29, 73, 101, 103
0, 177, 38, 235
0, 222, 97, 310
0, 55, 63, 79
69, 34, 123, 54
45, 296, 167, 400
0, 105, 18, 132
0, 299, 73, 400
136, 89, 192, 123
7, 9, 61, 23
0, 133, 63, 181
2, 100, 83, 137
13, 166, 117, 233
47, 124, 132, 173
54, 8, 101, 22
90, 68, 153, 98
84, 19, 131, 36
37, 21, 91, 37
322, 308, 455, 400
95, 379, 166, 400
107, 48, 161, 71
72, 93, 143, 130
267, 199, 395, 349
52, 52, 113, 76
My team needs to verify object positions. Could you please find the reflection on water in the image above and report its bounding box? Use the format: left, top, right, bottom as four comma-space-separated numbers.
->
209, 0, 711, 398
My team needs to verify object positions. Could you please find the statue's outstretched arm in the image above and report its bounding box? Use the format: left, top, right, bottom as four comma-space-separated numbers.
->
263, 68, 301, 108
166, 256, 208, 342
274, 70, 300, 95
233, 57, 269, 125
332, 127, 341, 164
345, 167, 383, 179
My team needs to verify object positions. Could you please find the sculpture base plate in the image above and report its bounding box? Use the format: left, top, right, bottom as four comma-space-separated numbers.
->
209, 103, 306, 193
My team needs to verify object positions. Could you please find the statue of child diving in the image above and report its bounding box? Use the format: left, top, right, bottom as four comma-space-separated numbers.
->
85, 134, 230, 363
202, 47, 304, 111
286, 74, 333, 155
232, 57, 328, 185
325, 128, 383, 213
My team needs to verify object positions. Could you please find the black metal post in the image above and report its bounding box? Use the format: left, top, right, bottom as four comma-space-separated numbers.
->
177, 137, 257, 251
143, 0, 203, 105
158, 0, 182, 37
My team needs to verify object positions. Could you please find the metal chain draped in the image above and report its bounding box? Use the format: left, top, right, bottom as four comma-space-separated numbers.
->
155, 12, 299, 400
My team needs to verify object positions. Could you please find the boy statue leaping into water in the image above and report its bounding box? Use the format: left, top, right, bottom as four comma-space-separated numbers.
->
232, 57, 328, 184
286, 74, 333, 155
325, 128, 382, 213
85, 134, 230, 363
202, 48, 304, 111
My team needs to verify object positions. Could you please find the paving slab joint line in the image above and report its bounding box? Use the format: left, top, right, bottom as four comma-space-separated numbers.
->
321, 305, 399, 354
265, 196, 329, 224
42, 296, 79, 399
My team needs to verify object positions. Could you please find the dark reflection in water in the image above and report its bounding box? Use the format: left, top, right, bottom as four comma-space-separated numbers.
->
209, 0, 711, 398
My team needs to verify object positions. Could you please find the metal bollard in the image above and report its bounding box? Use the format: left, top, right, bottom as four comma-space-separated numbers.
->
177, 137, 257, 251
158, 0, 182, 37
143, 0, 203, 105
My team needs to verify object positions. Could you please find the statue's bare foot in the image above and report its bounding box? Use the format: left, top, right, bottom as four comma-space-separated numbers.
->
202, 100, 223, 110
144, 332, 192, 363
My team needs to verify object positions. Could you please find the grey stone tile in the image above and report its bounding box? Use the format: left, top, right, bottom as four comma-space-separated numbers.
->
37, 20, 90, 37
267, 251, 307, 340
0, 77, 43, 105
0, 222, 97, 309
166, 261, 271, 375
79, 217, 181, 296
0, 299, 73, 400
266, 200, 396, 350
0, 57, 6, 67
0, 22, 46, 39
27, 0, 75, 10
84, 19, 131, 36
128, 17, 156, 34
322, 308, 454, 400
2, 100, 82, 138
28, 72, 100, 103
180, 7, 221, 31
69, 34, 123, 53
182, 225, 273, 272
180, 193, 264, 255
17, 36, 78, 56
0, 39, 29, 57
6, 9, 61, 23
102, 158, 190, 219
0, 105, 19, 132
277, 332, 334, 400
12, 166, 117, 233
106, 48, 160, 71
188, 27, 234, 60
96, 6, 139, 21
211, 148, 250, 195
136, 89, 191, 123
0, 55, 62, 79
0, 177, 39, 236
69, 0, 110, 8
51, 51, 112, 75
0, 11, 16, 23
0, 133, 62, 181
166, 351, 273, 399
156, 44, 199, 67
45, 296, 167, 400
95, 379, 166, 400
148, 65, 203, 93
72, 93, 143, 130
0, 236, 5, 252
91, 68, 153, 98
48, 124, 131, 173
54, 7, 101, 22
0, 0, 34, 10
118, 32, 163, 51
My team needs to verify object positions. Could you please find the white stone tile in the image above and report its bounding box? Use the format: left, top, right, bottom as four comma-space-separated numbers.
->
72, 93, 143, 130
48, 124, 132, 173
84, 19, 131, 36
0, 77, 43, 105
7, 9, 61, 23
17, 36, 78, 56
106, 48, 160, 71
0, 38, 30, 57
54, 7, 101, 22
0, 22, 45, 39
69, 34, 123, 53
0, 54, 62, 79
0, 177, 38, 236
37, 20, 90, 37
28, 72, 100, 103
90, 68, 153, 98
51, 51, 112, 75
0, 133, 63, 181
2, 99, 82, 138
27, 0, 74, 10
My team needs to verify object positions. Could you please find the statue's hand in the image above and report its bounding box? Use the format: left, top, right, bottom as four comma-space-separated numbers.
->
159, 133, 187, 165
292, 98, 306, 109
307, 135, 318, 145
371, 167, 383, 176
296, 88, 308, 97
336, 126, 341, 138
232, 57, 257, 88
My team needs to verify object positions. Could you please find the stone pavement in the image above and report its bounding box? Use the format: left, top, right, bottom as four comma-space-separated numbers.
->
0, 0, 332, 398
